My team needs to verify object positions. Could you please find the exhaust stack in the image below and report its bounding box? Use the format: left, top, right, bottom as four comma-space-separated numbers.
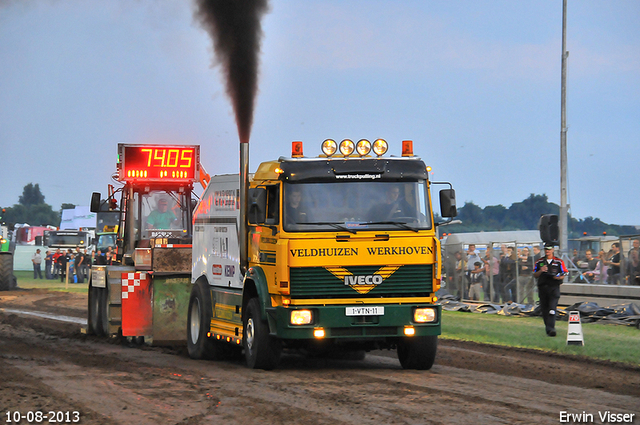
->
194, 0, 270, 273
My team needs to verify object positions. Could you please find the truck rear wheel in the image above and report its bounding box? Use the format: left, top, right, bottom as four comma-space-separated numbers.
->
88, 282, 109, 337
243, 298, 281, 370
0, 254, 14, 291
88, 284, 101, 335
187, 281, 218, 360
397, 335, 437, 370
98, 286, 110, 336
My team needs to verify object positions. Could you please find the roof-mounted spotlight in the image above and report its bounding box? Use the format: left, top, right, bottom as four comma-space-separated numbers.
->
339, 139, 355, 156
356, 139, 371, 156
321, 139, 337, 157
372, 139, 388, 156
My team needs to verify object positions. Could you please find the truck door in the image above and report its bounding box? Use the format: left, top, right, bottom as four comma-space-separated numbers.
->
249, 184, 280, 289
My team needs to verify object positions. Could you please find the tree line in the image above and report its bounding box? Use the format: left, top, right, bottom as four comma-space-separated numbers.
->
445, 193, 637, 237
1, 183, 74, 228
1, 185, 636, 238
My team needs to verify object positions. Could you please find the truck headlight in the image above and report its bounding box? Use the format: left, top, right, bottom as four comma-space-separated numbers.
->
290, 310, 313, 325
414, 307, 436, 323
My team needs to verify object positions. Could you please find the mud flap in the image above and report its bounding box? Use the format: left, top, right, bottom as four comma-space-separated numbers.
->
121, 272, 152, 337
152, 275, 191, 344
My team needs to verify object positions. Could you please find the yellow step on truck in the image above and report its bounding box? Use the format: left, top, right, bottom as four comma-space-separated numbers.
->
189, 139, 457, 370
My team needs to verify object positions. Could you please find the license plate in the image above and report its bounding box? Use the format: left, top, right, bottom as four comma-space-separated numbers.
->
345, 306, 385, 316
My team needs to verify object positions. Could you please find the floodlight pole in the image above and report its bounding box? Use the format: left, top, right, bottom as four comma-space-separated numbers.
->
559, 0, 569, 258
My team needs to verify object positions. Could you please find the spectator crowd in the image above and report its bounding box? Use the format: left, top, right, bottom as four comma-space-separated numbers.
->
32, 245, 116, 283
447, 238, 640, 303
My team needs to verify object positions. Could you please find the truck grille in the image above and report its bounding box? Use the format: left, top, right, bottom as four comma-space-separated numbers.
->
289, 264, 433, 299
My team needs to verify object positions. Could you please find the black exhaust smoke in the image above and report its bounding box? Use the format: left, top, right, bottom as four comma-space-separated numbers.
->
194, 0, 270, 144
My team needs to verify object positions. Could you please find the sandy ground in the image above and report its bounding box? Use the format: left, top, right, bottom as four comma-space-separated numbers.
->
1, 288, 639, 425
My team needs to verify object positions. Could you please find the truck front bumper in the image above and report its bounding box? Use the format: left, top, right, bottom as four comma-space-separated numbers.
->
271, 303, 441, 340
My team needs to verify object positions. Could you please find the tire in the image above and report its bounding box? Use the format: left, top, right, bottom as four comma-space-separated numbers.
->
98, 285, 110, 336
0, 254, 13, 291
397, 335, 438, 370
187, 280, 217, 360
88, 283, 101, 335
88, 283, 110, 337
243, 298, 281, 370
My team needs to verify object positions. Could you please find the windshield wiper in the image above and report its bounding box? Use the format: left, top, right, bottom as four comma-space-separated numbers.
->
301, 222, 357, 234
363, 221, 420, 232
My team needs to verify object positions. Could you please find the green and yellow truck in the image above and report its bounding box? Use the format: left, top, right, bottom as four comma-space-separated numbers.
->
188, 139, 457, 369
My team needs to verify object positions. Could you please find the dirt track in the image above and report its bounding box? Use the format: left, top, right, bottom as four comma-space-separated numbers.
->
1, 289, 639, 425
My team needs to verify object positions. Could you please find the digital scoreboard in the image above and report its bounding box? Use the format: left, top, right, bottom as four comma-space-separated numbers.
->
118, 144, 200, 183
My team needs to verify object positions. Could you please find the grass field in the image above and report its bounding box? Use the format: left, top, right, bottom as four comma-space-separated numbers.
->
14, 271, 88, 294
442, 310, 640, 366
9, 271, 639, 366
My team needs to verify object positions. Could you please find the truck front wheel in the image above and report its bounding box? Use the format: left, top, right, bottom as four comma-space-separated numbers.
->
0, 254, 13, 291
397, 335, 437, 370
243, 298, 281, 370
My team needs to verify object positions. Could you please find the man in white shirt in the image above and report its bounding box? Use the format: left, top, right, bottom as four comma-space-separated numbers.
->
31, 249, 43, 279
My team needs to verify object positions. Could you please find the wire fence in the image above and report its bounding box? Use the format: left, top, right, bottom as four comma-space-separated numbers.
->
442, 233, 640, 304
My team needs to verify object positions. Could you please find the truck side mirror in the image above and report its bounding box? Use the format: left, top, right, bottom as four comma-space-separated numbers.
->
90, 192, 101, 213
248, 188, 267, 224
439, 189, 457, 218
539, 214, 559, 245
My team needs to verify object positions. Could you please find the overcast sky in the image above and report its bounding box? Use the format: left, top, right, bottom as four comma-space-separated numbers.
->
1, 1, 638, 226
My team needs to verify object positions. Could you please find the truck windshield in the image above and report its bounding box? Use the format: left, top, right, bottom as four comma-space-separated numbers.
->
47, 233, 86, 247
96, 234, 117, 251
138, 190, 191, 239
283, 181, 432, 232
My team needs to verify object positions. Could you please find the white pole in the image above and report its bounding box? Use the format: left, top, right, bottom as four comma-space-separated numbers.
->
560, 0, 569, 259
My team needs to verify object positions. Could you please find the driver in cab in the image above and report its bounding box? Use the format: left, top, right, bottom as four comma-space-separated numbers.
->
285, 187, 310, 225
147, 197, 177, 229
368, 185, 413, 222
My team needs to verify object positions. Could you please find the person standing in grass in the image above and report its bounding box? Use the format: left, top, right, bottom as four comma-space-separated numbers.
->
31, 249, 43, 279
44, 250, 54, 279
533, 244, 567, 337
52, 248, 62, 279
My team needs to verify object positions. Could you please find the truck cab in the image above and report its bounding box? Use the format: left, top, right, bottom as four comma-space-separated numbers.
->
189, 139, 457, 369
44, 229, 93, 251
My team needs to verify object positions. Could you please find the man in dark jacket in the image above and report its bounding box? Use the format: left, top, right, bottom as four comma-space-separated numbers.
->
57, 251, 67, 283
74, 247, 85, 283
533, 244, 567, 336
